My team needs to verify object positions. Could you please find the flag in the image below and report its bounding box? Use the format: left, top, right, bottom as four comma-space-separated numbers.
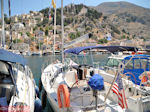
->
52, 0, 56, 9
48, 6, 51, 20
112, 74, 128, 109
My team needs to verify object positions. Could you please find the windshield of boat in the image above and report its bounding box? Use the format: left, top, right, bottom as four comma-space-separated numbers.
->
106, 58, 121, 68
124, 59, 149, 70
0, 61, 13, 84
0, 61, 9, 75
11, 63, 25, 82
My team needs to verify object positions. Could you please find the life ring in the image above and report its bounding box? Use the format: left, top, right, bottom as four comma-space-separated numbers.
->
57, 84, 70, 108
141, 72, 150, 86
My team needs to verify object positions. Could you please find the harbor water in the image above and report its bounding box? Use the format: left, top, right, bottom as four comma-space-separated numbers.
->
25, 54, 109, 112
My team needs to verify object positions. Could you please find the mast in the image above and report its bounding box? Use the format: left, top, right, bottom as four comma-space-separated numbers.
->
8, 0, 12, 48
53, 0, 56, 61
61, 0, 64, 63
1, 0, 5, 48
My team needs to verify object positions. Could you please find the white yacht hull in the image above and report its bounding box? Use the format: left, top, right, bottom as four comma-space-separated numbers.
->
41, 61, 124, 112
98, 69, 150, 112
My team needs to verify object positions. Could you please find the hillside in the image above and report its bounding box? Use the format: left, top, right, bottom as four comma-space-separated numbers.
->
1, 2, 150, 51
94, 1, 150, 39
95, 1, 150, 16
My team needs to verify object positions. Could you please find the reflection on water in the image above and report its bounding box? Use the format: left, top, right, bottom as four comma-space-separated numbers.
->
25, 54, 109, 112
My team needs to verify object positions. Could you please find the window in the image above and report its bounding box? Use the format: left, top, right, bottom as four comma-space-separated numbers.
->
0, 61, 9, 75
140, 59, 148, 69
134, 59, 141, 69
113, 59, 120, 67
106, 58, 114, 67
125, 60, 133, 69
106, 58, 120, 67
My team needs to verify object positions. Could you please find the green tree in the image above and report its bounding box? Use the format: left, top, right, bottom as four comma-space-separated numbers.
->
122, 29, 126, 33
98, 39, 108, 44
43, 18, 49, 26
45, 29, 48, 36
30, 10, 34, 13
33, 26, 38, 31
110, 24, 120, 34
102, 24, 106, 28
76, 31, 81, 37
121, 35, 126, 39
31, 37, 35, 41
103, 16, 107, 20
13, 39, 22, 43
4, 14, 10, 24
49, 26, 53, 30
23, 22, 26, 27
91, 35, 97, 40
20, 32, 23, 36
69, 33, 76, 40
85, 9, 103, 20
86, 26, 91, 31
56, 15, 61, 25
40, 27, 44, 31
26, 32, 31, 37
37, 22, 42, 27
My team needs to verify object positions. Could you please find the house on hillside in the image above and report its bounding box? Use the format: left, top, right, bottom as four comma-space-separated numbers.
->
77, 27, 85, 33
11, 16, 18, 22
35, 30, 45, 37
120, 39, 144, 47
26, 26, 33, 34
12, 23, 24, 31
104, 33, 112, 41
144, 40, 150, 49
12, 43, 29, 52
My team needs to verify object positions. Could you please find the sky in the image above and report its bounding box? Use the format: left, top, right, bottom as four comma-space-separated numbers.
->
1, 0, 150, 17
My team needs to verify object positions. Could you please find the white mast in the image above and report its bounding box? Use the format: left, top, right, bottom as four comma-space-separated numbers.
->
53, 0, 57, 61
1, 0, 5, 48
61, 0, 64, 63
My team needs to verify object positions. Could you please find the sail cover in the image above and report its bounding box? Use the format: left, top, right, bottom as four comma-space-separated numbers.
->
88, 74, 104, 91
0, 49, 27, 66
64, 46, 138, 55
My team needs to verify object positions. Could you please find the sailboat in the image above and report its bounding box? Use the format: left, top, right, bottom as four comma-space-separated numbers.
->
63, 45, 150, 112
0, 49, 36, 112
40, 0, 126, 111
0, 0, 41, 111
42, 41, 150, 112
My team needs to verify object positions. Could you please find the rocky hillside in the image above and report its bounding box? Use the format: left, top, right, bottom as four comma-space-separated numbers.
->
1, 2, 150, 50
94, 1, 150, 39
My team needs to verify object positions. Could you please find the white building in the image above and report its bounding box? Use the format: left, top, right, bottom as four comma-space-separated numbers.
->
12, 23, 24, 31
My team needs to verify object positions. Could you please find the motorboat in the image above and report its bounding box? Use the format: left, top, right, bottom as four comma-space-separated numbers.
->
65, 45, 150, 112
98, 53, 150, 112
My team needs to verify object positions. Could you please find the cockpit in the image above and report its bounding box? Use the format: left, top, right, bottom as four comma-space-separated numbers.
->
0, 61, 14, 104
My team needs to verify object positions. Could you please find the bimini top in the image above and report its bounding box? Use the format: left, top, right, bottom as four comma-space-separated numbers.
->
0, 49, 27, 66
64, 46, 138, 55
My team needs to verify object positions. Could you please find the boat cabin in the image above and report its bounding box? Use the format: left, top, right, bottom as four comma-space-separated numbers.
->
105, 54, 150, 85
0, 49, 27, 107
0, 61, 15, 105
